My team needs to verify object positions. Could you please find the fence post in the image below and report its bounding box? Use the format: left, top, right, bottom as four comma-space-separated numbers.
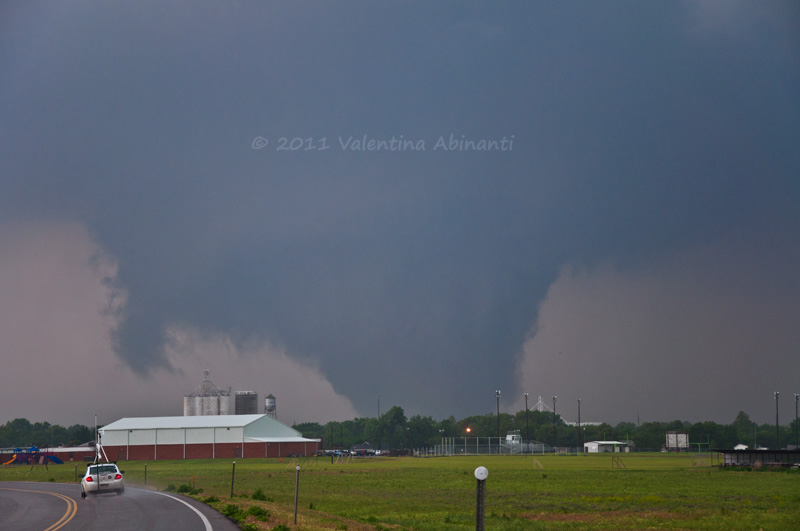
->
230, 460, 236, 497
293, 465, 300, 524
474, 467, 488, 531
144, 463, 147, 485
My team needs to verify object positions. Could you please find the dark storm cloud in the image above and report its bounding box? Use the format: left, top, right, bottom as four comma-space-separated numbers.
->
1, 1, 798, 420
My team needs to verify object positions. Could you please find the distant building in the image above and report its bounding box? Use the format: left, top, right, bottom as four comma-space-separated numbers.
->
99, 414, 320, 460
584, 440, 631, 453
505, 430, 522, 444
715, 448, 800, 468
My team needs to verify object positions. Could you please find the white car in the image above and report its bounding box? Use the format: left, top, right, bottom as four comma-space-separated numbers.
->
80, 463, 125, 497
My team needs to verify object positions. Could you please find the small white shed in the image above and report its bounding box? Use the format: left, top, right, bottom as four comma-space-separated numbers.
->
584, 440, 630, 453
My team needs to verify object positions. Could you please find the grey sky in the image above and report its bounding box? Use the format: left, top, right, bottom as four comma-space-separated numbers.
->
1, 1, 798, 427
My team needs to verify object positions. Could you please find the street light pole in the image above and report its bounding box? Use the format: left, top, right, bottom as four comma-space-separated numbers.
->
774, 391, 780, 450
577, 399, 582, 452
495, 390, 501, 439
524, 393, 529, 450
552, 396, 558, 448
795, 393, 799, 450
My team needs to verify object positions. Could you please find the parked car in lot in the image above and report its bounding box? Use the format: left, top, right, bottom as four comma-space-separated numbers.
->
80, 463, 125, 497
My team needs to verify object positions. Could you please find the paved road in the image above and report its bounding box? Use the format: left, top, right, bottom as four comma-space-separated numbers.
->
0, 481, 240, 531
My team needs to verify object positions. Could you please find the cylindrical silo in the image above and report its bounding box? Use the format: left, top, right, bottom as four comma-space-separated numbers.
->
235, 391, 258, 415
219, 394, 230, 415
183, 370, 232, 415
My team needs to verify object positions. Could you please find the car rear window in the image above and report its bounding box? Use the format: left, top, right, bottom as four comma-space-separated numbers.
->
89, 465, 118, 474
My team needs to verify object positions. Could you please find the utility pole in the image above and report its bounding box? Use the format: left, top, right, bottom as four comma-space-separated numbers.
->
774, 391, 780, 450
577, 398, 582, 452
495, 390, 501, 439
552, 396, 558, 448
795, 393, 799, 450
524, 393, 529, 450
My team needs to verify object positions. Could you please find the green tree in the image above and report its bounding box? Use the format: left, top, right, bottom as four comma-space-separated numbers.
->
377, 406, 407, 449
407, 415, 438, 447
732, 411, 756, 446
292, 422, 325, 440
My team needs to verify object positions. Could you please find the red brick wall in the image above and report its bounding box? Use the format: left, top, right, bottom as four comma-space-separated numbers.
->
244, 442, 266, 458
155, 444, 184, 460
185, 443, 213, 459
265, 441, 319, 457
100, 440, 319, 461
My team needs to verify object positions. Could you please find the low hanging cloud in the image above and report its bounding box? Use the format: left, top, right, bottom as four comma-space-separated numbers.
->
0, 221, 357, 426
516, 222, 800, 425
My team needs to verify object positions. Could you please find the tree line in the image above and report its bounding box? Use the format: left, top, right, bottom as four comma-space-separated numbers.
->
294, 408, 800, 452
0, 418, 93, 448
2, 409, 797, 452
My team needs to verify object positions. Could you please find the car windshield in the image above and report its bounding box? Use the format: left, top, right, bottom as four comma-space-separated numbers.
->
89, 465, 117, 474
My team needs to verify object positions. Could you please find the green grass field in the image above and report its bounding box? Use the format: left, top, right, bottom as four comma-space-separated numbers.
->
2, 454, 798, 530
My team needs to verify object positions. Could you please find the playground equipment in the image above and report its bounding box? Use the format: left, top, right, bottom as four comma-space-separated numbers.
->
2, 447, 65, 467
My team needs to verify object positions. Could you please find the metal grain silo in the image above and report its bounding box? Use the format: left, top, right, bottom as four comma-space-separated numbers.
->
235, 391, 258, 415
183, 370, 231, 416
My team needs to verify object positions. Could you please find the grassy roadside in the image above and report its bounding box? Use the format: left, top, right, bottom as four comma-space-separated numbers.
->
2, 454, 798, 530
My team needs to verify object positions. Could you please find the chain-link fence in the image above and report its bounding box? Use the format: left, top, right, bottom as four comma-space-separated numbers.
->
419, 437, 564, 456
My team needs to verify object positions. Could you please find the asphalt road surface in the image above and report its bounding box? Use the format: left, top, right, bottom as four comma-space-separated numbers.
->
0, 481, 240, 531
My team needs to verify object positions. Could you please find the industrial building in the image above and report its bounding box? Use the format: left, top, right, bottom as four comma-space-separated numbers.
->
584, 440, 631, 453
183, 370, 231, 416
99, 414, 321, 460
235, 391, 259, 415
715, 448, 800, 468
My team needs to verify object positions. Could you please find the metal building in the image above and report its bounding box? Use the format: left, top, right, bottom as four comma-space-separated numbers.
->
583, 440, 631, 453
99, 415, 321, 460
235, 391, 259, 415
183, 370, 231, 416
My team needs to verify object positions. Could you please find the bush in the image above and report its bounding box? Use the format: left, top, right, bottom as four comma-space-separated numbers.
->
221, 504, 243, 521
165, 484, 177, 492
245, 506, 271, 521
241, 525, 259, 531
177, 484, 193, 493
201, 495, 219, 503
271, 526, 290, 531
251, 488, 267, 501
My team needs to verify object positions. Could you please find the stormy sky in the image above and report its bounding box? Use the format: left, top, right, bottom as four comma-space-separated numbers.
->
1, 1, 798, 429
